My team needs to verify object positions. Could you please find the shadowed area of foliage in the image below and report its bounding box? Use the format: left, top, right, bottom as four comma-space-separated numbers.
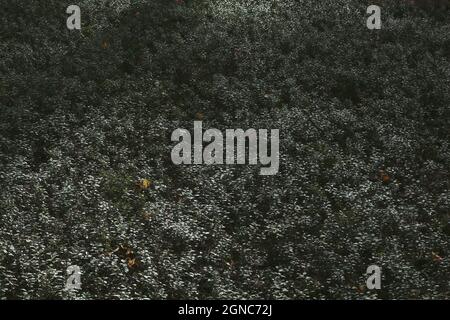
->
0, 0, 449, 299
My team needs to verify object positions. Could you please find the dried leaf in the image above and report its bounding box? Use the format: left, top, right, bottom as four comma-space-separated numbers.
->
432, 252, 443, 262
379, 170, 390, 183
195, 112, 204, 120
137, 178, 151, 190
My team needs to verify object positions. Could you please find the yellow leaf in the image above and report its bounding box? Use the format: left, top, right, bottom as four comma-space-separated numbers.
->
137, 178, 151, 190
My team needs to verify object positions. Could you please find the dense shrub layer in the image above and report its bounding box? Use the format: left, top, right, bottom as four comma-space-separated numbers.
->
0, 0, 449, 299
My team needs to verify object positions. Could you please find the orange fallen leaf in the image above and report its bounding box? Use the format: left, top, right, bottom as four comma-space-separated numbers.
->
127, 258, 137, 268
110, 244, 133, 259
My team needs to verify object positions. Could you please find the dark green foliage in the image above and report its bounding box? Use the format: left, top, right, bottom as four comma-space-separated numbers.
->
0, 0, 449, 299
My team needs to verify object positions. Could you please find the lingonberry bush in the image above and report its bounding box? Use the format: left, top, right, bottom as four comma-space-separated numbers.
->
0, 0, 448, 299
